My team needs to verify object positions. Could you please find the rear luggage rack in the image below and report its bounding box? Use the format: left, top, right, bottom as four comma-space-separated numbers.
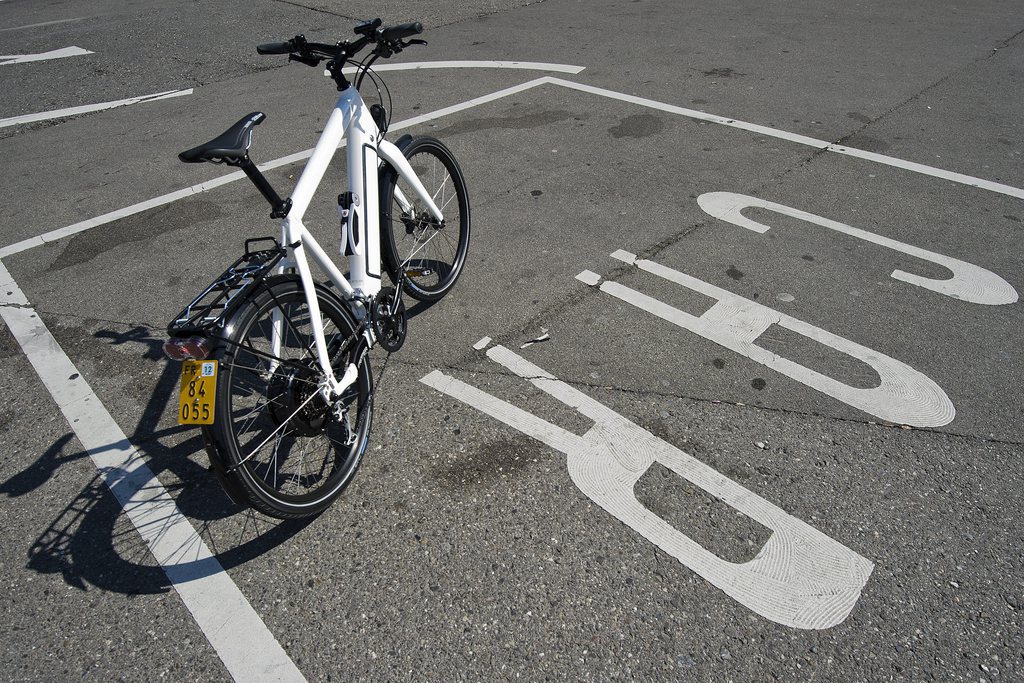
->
167, 237, 285, 338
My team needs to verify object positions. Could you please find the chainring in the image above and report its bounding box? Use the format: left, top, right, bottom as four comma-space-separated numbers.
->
371, 287, 407, 352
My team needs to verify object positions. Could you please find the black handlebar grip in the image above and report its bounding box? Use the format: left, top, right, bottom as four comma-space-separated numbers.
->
354, 18, 383, 36
257, 41, 294, 55
381, 22, 423, 42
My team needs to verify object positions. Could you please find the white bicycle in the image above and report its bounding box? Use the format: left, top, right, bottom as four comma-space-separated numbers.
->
164, 19, 470, 519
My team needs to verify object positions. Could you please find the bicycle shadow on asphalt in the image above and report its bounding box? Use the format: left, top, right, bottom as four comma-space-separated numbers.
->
1, 325, 315, 594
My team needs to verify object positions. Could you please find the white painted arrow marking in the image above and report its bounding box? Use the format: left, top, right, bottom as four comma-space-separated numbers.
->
0, 46, 92, 65
0, 18, 88, 33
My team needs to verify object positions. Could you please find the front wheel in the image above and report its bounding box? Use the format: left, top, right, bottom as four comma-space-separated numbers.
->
380, 136, 471, 302
203, 276, 373, 519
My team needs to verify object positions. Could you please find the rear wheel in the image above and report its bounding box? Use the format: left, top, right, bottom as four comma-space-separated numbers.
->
380, 136, 471, 302
204, 276, 372, 519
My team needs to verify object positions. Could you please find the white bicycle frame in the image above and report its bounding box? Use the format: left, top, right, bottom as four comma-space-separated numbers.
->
271, 80, 443, 398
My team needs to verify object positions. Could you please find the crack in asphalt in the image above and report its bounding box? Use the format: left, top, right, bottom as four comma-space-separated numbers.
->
269, 0, 356, 19
989, 24, 1024, 53
383, 357, 1024, 449
831, 21, 1024, 149
737, 21, 1024, 197
268, 0, 550, 30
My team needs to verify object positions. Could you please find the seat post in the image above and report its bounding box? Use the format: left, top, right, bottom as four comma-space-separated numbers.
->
235, 156, 292, 219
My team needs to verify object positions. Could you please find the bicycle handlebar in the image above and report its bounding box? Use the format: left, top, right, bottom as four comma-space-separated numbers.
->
381, 22, 423, 42
257, 20, 424, 63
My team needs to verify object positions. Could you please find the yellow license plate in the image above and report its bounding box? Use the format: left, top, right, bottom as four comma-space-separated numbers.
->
178, 360, 218, 425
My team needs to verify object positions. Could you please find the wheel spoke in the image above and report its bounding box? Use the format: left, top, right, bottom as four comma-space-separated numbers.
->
215, 282, 370, 517
385, 141, 468, 302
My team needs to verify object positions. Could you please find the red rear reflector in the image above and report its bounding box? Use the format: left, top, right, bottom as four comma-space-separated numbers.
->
163, 337, 211, 361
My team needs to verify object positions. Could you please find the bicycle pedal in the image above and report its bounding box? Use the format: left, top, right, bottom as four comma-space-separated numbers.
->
404, 267, 433, 277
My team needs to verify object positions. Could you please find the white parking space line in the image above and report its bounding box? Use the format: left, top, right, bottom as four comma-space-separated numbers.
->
5, 74, 1022, 260
0, 88, 193, 129
0, 74, 575, 680
0, 46, 92, 65
0, 262, 307, 683
0, 76, 555, 258
0, 173, 247, 259
343, 60, 585, 74
824, 143, 1024, 198
557, 78, 834, 145
546, 77, 1024, 201
0, 18, 87, 33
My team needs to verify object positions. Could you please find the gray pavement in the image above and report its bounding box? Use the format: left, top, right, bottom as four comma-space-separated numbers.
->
1, 0, 1022, 680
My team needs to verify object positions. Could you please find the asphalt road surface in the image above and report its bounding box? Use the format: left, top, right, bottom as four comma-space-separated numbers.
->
2, 0, 1022, 680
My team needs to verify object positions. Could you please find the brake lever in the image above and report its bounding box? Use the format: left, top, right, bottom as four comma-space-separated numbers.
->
289, 53, 322, 67
388, 38, 427, 55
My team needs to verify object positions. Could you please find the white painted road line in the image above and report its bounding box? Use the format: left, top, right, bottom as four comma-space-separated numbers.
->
0, 46, 92, 65
386, 76, 553, 133
0, 173, 246, 258
0, 18, 88, 33
5, 73, 1021, 261
0, 261, 307, 683
551, 77, 833, 146
342, 60, 585, 75
545, 77, 1024, 201
0, 88, 193, 129
0, 76, 566, 674
0, 77, 554, 258
824, 143, 1024, 199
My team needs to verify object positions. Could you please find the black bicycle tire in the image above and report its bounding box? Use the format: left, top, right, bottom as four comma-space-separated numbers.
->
379, 136, 471, 302
204, 276, 373, 519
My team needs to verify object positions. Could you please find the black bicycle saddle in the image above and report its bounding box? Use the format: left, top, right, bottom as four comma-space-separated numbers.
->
179, 112, 266, 164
